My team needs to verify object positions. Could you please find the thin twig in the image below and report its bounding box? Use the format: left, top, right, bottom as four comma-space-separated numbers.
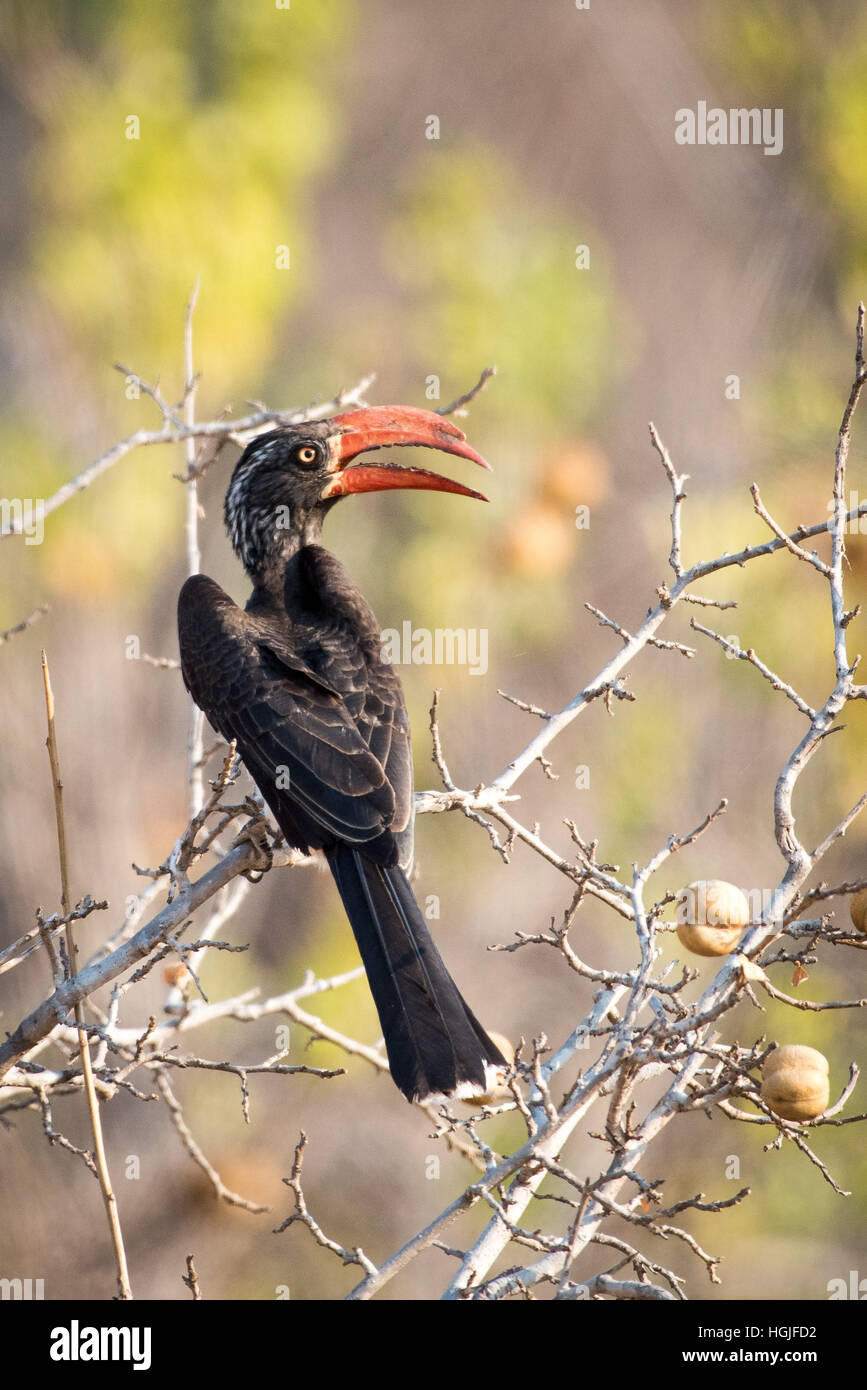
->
438, 367, 496, 417
155, 1069, 269, 1213
0, 603, 49, 646
182, 1254, 202, 1300
690, 620, 816, 718
750, 484, 831, 577
41, 651, 132, 1300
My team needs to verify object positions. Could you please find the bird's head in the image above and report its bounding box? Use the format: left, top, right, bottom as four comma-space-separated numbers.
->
224, 405, 491, 576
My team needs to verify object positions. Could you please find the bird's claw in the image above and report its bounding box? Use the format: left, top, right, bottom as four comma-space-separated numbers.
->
233, 819, 274, 880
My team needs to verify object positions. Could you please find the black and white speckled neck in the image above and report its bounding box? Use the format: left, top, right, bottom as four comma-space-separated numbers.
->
223, 426, 335, 583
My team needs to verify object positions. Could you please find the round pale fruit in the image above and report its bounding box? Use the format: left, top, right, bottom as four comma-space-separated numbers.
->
760, 1044, 830, 1121
539, 442, 611, 511
501, 503, 573, 579
849, 887, 867, 933
674, 879, 750, 957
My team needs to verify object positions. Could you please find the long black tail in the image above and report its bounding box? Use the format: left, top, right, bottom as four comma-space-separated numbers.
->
324, 844, 506, 1102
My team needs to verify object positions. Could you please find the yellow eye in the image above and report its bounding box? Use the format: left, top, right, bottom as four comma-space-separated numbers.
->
295, 445, 318, 466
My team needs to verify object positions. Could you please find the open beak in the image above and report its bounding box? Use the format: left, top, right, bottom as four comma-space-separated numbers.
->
321, 405, 490, 502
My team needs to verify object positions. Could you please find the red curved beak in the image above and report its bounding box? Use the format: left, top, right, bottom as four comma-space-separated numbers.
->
321, 405, 490, 502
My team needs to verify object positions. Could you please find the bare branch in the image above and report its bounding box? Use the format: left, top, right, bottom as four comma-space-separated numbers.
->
750, 484, 831, 577
0, 603, 49, 647
438, 366, 497, 418
690, 619, 816, 718
41, 652, 132, 1300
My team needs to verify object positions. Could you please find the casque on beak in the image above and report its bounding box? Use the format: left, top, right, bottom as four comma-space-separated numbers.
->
320, 405, 490, 502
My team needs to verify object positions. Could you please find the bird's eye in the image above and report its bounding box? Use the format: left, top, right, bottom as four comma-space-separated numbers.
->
294, 444, 320, 467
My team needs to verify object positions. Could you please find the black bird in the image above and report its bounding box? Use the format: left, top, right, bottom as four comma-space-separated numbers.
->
178, 405, 506, 1102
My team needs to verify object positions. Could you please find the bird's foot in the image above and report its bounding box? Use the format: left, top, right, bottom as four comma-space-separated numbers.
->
233, 819, 274, 881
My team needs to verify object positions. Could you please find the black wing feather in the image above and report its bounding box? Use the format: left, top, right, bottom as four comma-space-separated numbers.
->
178, 572, 400, 857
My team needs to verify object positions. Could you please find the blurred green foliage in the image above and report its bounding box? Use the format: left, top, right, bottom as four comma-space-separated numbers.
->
378, 143, 621, 648
705, 0, 867, 296
0, 0, 356, 601
389, 143, 617, 434
1, 2, 622, 626
699, 0, 867, 866
16, 0, 352, 392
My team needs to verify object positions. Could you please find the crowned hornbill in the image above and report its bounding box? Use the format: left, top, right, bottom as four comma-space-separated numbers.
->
178, 406, 506, 1102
